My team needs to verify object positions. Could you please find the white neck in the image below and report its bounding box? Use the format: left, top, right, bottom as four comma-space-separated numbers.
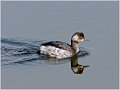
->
71, 40, 80, 53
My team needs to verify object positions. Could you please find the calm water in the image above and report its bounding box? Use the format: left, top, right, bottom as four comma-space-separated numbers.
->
1, 1, 119, 89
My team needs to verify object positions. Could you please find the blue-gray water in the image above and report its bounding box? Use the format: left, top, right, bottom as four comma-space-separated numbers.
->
1, 1, 119, 89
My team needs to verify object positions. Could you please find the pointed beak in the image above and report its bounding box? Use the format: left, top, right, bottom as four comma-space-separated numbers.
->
84, 38, 90, 41
83, 65, 90, 68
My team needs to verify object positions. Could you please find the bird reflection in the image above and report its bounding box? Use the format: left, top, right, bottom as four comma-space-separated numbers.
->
71, 54, 89, 74
1, 38, 90, 74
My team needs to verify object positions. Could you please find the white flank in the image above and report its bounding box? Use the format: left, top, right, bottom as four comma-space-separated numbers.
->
72, 35, 79, 41
40, 46, 72, 59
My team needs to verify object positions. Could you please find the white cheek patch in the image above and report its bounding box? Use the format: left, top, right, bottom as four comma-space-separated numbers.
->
72, 67, 78, 73
72, 35, 79, 41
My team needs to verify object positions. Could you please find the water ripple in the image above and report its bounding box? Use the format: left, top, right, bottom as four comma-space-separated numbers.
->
1, 38, 90, 66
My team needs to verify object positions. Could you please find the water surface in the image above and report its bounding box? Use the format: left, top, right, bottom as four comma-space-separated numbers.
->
1, 1, 119, 89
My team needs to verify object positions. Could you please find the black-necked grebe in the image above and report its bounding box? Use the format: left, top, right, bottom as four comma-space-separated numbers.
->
37, 32, 87, 59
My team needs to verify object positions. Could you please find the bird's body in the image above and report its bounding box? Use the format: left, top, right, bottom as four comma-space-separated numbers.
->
37, 32, 87, 59
40, 41, 74, 59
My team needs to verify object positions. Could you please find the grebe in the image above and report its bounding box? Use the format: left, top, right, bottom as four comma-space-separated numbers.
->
37, 32, 87, 59
71, 54, 89, 74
